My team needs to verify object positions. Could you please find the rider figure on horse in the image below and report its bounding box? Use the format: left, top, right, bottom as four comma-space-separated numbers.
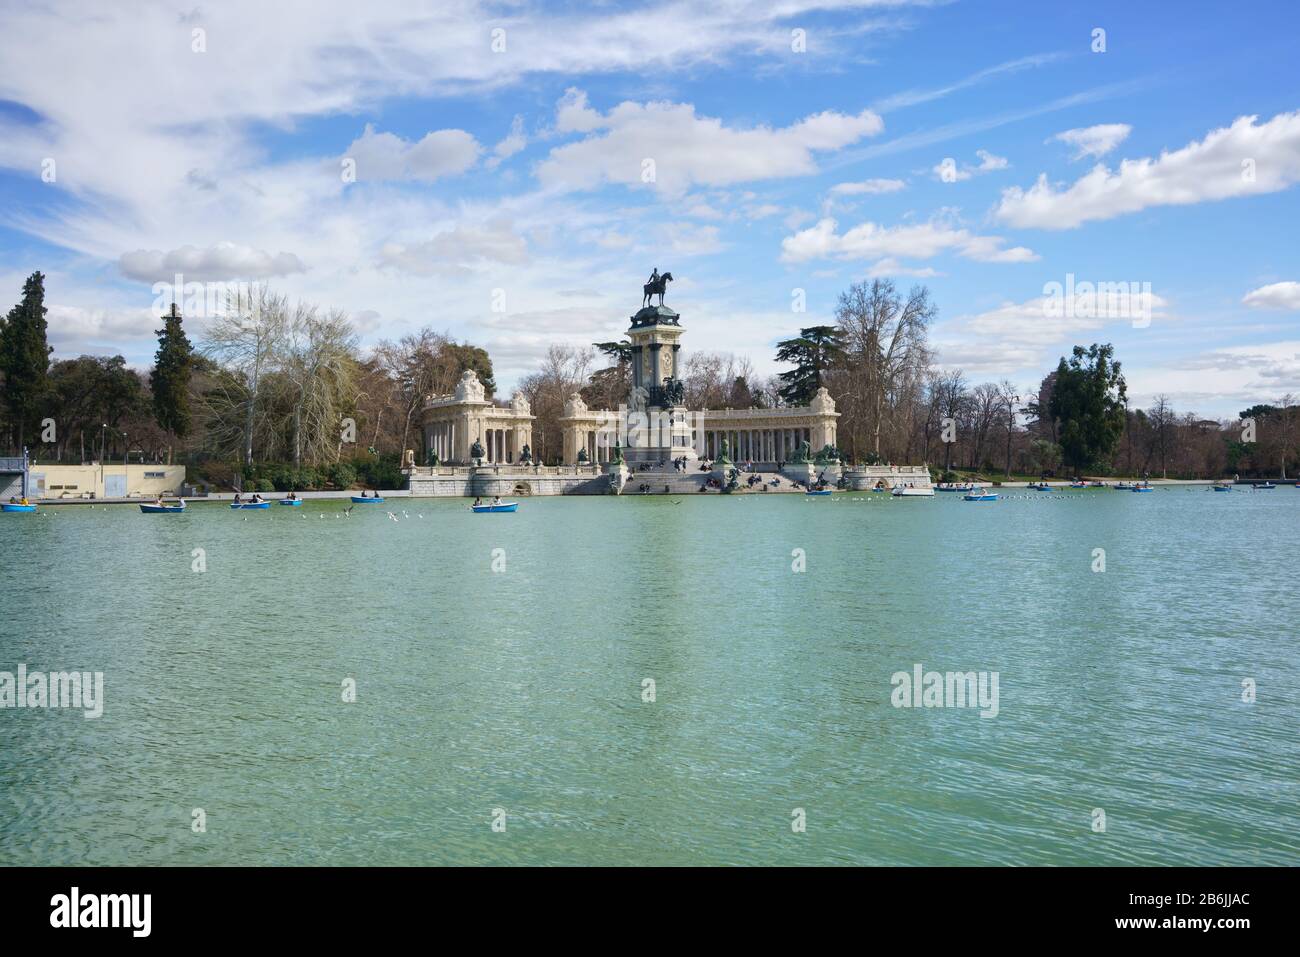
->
642, 267, 672, 308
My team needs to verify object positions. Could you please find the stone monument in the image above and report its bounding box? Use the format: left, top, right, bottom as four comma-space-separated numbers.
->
623, 268, 697, 469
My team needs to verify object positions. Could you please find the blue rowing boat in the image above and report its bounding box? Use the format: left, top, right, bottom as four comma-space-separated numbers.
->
1132, 485, 1153, 492
139, 503, 185, 513
351, 496, 384, 504
230, 501, 270, 509
805, 489, 833, 496
278, 498, 303, 506
964, 490, 998, 501
2, 503, 36, 513
1213, 484, 1233, 492
471, 502, 518, 513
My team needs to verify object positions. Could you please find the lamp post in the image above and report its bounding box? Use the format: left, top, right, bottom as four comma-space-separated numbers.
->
122, 431, 128, 499
100, 423, 107, 497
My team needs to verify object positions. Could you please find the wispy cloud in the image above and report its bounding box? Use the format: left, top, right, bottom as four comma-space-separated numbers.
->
872, 52, 1068, 113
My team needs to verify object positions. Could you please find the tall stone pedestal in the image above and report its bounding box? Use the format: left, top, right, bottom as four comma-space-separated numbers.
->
624, 304, 697, 469
782, 462, 815, 487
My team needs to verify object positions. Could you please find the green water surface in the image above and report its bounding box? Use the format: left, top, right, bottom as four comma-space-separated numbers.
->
1, 487, 1296, 865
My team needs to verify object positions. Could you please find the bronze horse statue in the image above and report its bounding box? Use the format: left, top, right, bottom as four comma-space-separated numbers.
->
642, 271, 673, 308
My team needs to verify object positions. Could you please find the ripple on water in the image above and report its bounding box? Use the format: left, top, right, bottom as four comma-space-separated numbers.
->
0, 490, 1296, 865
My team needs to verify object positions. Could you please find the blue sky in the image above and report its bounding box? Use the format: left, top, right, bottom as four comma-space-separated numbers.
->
1, 0, 1297, 415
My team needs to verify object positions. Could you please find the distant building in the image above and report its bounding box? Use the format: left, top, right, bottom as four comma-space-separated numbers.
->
28, 463, 186, 500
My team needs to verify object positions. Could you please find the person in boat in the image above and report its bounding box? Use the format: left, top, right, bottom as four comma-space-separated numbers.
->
177, 497, 186, 507
473, 497, 483, 507
492, 496, 501, 505
154, 495, 165, 506
233, 492, 242, 504
286, 491, 298, 501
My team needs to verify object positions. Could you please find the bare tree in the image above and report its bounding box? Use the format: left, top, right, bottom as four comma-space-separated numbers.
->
1149, 394, 1174, 479
201, 286, 287, 466
373, 328, 454, 459
997, 380, 1020, 477
833, 279, 935, 458
518, 344, 595, 464
282, 305, 359, 467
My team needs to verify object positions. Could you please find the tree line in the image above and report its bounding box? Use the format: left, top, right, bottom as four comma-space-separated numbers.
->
1, 272, 1294, 483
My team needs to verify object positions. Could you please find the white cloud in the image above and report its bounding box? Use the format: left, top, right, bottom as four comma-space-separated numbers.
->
343, 124, 480, 182
997, 111, 1300, 229
119, 243, 307, 282
684, 201, 725, 220
1128, 340, 1300, 409
486, 116, 527, 169
378, 220, 529, 277
872, 53, 1066, 113
830, 178, 906, 195
537, 96, 884, 195
780, 216, 1037, 266
934, 291, 1170, 373
595, 230, 633, 249
660, 222, 724, 256
865, 258, 939, 278
974, 149, 1009, 171
933, 149, 1008, 182
1242, 281, 1300, 310
1049, 123, 1131, 160
45, 303, 161, 356
555, 88, 604, 133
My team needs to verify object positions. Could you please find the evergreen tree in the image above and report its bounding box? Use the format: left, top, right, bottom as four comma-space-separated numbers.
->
0, 271, 52, 452
150, 303, 195, 439
774, 325, 844, 405
445, 342, 496, 396
1048, 343, 1127, 471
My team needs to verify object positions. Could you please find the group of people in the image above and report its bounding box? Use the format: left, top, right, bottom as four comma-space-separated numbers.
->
471, 496, 503, 507
232, 491, 265, 504
7, 496, 31, 505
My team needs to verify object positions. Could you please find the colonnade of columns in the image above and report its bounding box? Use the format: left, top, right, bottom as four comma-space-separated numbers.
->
582, 429, 614, 464
428, 422, 534, 464
430, 421, 457, 462
481, 427, 515, 463
702, 427, 815, 462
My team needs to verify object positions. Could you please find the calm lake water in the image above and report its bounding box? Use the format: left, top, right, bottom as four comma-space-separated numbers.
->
1, 487, 1297, 865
